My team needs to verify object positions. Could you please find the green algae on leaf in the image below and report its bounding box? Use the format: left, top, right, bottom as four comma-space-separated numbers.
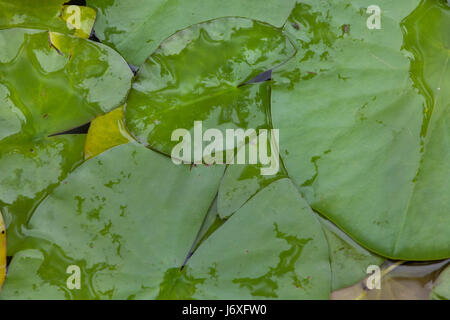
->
271, 0, 450, 260
185, 179, 331, 299
215, 161, 384, 292
319, 218, 384, 291
124, 17, 295, 161
0, 28, 133, 252
0, 209, 5, 293
0, 0, 96, 38
84, 106, 135, 160
88, 0, 297, 66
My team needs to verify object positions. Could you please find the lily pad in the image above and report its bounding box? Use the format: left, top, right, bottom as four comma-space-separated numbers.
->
84, 106, 135, 160
0, 28, 133, 252
271, 0, 450, 260
1, 163, 334, 299
182, 179, 331, 299
331, 260, 449, 300
0, 143, 224, 299
88, 0, 297, 66
125, 17, 295, 161
216, 163, 384, 292
0, 0, 96, 38
431, 264, 450, 300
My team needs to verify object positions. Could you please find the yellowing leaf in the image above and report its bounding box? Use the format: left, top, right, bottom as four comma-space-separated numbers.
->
84, 106, 135, 160
331, 260, 449, 300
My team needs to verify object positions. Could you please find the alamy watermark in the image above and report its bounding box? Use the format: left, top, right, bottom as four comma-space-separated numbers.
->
170, 121, 280, 175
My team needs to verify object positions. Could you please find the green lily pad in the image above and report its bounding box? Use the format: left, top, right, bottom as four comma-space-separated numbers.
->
182, 178, 330, 299
0, 143, 224, 299
88, 0, 297, 66
271, 0, 450, 260
124, 17, 295, 160
1, 160, 334, 299
0, 28, 133, 252
0, 0, 96, 38
319, 218, 383, 291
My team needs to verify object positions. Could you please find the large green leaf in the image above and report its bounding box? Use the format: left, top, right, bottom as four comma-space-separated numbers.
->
182, 179, 330, 299
0, 0, 96, 38
88, 0, 297, 66
0, 28, 133, 252
124, 17, 295, 159
271, 0, 450, 259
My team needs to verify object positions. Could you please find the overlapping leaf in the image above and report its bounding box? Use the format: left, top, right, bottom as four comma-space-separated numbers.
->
0, 209, 5, 292
88, 0, 297, 66
0, 0, 96, 38
84, 106, 135, 160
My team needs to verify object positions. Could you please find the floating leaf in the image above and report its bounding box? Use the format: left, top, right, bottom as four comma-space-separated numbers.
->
84, 106, 134, 160
320, 218, 384, 291
125, 17, 295, 161
0, 0, 96, 38
0, 28, 133, 252
88, 0, 297, 66
271, 0, 450, 260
